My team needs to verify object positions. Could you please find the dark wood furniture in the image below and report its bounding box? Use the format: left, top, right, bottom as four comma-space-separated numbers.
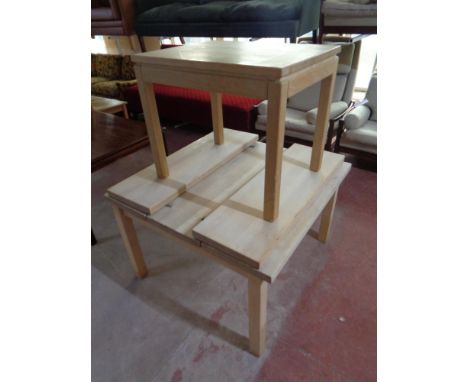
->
92, 112, 151, 246
92, 111, 150, 173
318, 0, 377, 42
91, 0, 135, 37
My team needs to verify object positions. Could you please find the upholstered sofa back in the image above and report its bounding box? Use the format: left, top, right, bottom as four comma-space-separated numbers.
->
91, 54, 137, 99
91, 54, 135, 80
133, 0, 321, 38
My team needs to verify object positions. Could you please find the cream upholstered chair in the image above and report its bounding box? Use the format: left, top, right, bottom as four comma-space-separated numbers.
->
255, 38, 361, 149
335, 73, 377, 157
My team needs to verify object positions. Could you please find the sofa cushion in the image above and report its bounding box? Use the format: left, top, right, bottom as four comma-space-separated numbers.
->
116, 80, 138, 95
91, 76, 110, 85
288, 82, 321, 111
121, 56, 135, 80
306, 101, 348, 124
95, 54, 122, 79
344, 104, 371, 130
257, 108, 313, 134
138, 0, 301, 24
287, 73, 347, 112
223, 0, 300, 22
178, 1, 238, 22
92, 80, 124, 99
91, 54, 97, 77
137, 2, 195, 23
340, 120, 377, 154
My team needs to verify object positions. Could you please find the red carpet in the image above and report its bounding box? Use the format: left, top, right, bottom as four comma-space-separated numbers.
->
255, 168, 377, 382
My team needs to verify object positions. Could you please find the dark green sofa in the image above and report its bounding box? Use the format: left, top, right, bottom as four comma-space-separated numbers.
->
134, 0, 321, 40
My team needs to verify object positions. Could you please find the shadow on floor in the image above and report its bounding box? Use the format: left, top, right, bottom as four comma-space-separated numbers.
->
93, 245, 250, 352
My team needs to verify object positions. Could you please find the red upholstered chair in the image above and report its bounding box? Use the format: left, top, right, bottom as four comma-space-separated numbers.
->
124, 84, 262, 133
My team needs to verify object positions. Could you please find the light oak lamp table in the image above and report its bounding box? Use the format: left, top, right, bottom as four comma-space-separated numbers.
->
106, 41, 351, 356
92, 95, 129, 119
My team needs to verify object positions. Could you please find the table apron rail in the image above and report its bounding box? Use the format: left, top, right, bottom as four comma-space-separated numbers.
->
137, 64, 269, 99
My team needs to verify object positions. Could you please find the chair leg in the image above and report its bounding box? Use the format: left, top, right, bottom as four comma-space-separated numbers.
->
312, 29, 318, 44
325, 119, 335, 151
138, 35, 146, 52
248, 276, 268, 356
162, 126, 169, 154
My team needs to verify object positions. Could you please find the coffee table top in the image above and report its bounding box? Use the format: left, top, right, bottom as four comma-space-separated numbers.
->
131, 41, 340, 80
92, 112, 148, 172
92, 96, 127, 112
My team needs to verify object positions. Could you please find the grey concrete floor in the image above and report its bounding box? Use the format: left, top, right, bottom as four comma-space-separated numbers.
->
92, 142, 375, 382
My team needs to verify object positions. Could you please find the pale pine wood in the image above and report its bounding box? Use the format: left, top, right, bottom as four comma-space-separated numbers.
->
259, 163, 351, 282
129, 211, 256, 280
286, 56, 338, 97
107, 129, 258, 214
109, 161, 351, 284
128, 35, 142, 53
142, 36, 161, 51
318, 191, 338, 242
112, 205, 148, 278
192, 144, 345, 269
140, 65, 269, 99
147, 143, 266, 239
310, 72, 337, 171
91, 96, 128, 116
132, 41, 340, 80
132, 41, 341, 220
103, 36, 118, 52
210, 92, 224, 144
134, 64, 169, 178
108, 160, 351, 358
263, 80, 288, 222
108, 42, 348, 356
248, 276, 268, 356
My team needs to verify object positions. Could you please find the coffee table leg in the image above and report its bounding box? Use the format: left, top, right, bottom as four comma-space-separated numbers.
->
263, 80, 288, 222
318, 190, 338, 243
310, 68, 337, 171
112, 205, 148, 278
123, 104, 129, 119
210, 92, 224, 144
248, 275, 268, 356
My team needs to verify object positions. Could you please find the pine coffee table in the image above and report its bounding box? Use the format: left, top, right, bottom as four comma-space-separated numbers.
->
92, 95, 129, 119
106, 41, 351, 356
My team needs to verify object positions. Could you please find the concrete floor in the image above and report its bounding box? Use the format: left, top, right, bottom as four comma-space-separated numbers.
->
92, 127, 376, 382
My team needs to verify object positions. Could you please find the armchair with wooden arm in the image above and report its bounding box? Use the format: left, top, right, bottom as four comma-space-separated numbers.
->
254, 38, 362, 151
335, 74, 377, 159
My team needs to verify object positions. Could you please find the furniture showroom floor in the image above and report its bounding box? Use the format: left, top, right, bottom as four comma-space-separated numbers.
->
91, 125, 376, 382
